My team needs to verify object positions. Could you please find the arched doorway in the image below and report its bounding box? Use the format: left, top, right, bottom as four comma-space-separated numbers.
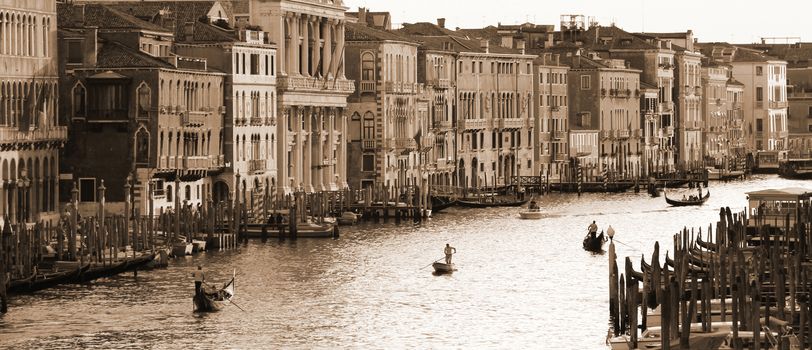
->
213, 181, 229, 204
470, 157, 479, 189
457, 159, 465, 188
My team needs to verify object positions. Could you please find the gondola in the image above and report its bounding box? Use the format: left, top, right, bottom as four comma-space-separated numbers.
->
71, 253, 156, 283
695, 236, 718, 252
8, 264, 90, 294
430, 196, 457, 213
457, 199, 528, 208
582, 231, 606, 252
432, 262, 455, 274
193, 272, 235, 313
664, 190, 710, 207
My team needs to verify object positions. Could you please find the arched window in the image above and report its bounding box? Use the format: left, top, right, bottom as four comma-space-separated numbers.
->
166, 185, 173, 202
135, 127, 149, 164
361, 52, 374, 81
362, 111, 374, 141
72, 82, 86, 118
136, 83, 151, 119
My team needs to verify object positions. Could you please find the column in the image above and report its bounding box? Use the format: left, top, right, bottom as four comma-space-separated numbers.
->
303, 107, 313, 192
278, 15, 286, 75
301, 14, 309, 77
337, 21, 345, 79
277, 106, 290, 195
292, 14, 300, 76
323, 109, 332, 190
322, 19, 332, 78
339, 108, 348, 188
312, 17, 321, 77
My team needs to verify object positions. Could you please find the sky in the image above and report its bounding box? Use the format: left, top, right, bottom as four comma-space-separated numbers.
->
343, 0, 811, 44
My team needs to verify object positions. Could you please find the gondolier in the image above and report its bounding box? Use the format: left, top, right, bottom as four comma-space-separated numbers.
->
444, 244, 457, 264
192, 266, 205, 297
588, 221, 598, 236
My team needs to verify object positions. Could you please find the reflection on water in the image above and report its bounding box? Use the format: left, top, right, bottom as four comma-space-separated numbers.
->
0, 175, 809, 349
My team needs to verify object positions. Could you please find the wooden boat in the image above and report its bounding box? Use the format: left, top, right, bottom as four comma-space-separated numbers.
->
71, 253, 156, 283
337, 211, 359, 225
193, 272, 235, 313
171, 242, 193, 257
582, 231, 606, 252
432, 262, 455, 274
664, 190, 710, 206
695, 236, 719, 252
8, 264, 90, 294
430, 196, 457, 213
457, 198, 528, 208
191, 239, 207, 253
243, 221, 337, 238
518, 208, 543, 219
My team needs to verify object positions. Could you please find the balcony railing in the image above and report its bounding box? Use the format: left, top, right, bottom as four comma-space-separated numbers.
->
182, 111, 208, 126
496, 118, 524, 129
601, 130, 614, 139
182, 156, 210, 170
768, 101, 788, 109
0, 126, 68, 144
359, 81, 376, 93
659, 101, 674, 113
394, 138, 417, 150
616, 129, 630, 139
278, 75, 355, 94
554, 130, 567, 140
433, 120, 452, 130
459, 118, 488, 130
539, 132, 551, 142
555, 153, 569, 162
249, 159, 266, 174
362, 139, 376, 150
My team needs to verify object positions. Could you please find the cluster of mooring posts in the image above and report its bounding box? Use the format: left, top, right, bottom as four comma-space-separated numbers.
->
608, 201, 812, 349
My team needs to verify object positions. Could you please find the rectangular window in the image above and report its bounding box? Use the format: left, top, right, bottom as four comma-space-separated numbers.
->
756, 87, 763, 102
580, 75, 591, 90
472, 132, 478, 149
67, 41, 83, 64
362, 154, 375, 172
756, 118, 763, 132
756, 66, 763, 76
79, 178, 96, 202
808, 124, 812, 132
808, 106, 812, 117
479, 62, 483, 74
579, 112, 591, 128
250, 54, 260, 75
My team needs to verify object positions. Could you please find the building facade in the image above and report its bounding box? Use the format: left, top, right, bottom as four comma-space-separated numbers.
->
0, 0, 66, 224
249, 0, 355, 195
58, 3, 226, 215
533, 53, 569, 181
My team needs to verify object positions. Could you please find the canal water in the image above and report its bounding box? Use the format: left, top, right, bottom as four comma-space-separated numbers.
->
1, 175, 810, 349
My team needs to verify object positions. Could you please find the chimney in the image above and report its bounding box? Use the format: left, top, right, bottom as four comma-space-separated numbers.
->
480, 39, 489, 53
437, 18, 446, 29
358, 7, 367, 25
595, 26, 599, 44
183, 22, 195, 42
72, 4, 86, 26
83, 27, 98, 66
517, 38, 526, 55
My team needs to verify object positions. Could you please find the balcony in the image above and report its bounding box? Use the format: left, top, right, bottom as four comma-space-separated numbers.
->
555, 153, 569, 162
394, 138, 417, 150
731, 101, 742, 110
658, 101, 674, 114
772, 131, 789, 139
615, 129, 630, 139
600, 130, 614, 139
660, 126, 675, 138
278, 75, 355, 94
249, 159, 266, 174
362, 139, 376, 150
433, 120, 452, 130
384, 81, 418, 94
182, 156, 210, 170
554, 130, 567, 140
182, 111, 208, 126
427, 78, 451, 89
459, 118, 488, 130
538, 154, 552, 164
359, 81, 376, 93
768, 101, 788, 109
496, 118, 524, 130
538, 132, 551, 142
212, 155, 225, 168
0, 126, 68, 145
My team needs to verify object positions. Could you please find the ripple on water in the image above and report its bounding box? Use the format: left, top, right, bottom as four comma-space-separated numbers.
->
0, 176, 809, 349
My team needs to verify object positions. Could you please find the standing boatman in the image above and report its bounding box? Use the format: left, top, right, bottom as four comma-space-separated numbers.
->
444, 243, 457, 265
192, 265, 205, 296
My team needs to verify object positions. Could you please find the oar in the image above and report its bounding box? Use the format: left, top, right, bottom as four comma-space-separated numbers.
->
228, 298, 247, 312
420, 257, 445, 269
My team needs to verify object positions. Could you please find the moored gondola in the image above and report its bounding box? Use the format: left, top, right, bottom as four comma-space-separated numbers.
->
457, 199, 528, 208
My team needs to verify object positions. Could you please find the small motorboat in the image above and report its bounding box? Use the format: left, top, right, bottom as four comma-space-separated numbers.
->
192, 239, 207, 253
432, 262, 455, 274
582, 231, 606, 252
193, 272, 235, 313
172, 242, 193, 257
519, 208, 542, 219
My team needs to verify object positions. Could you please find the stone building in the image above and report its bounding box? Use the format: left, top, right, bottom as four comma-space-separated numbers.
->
57, 3, 226, 215
173, 25, 278, 213
248, 0, 355, 195
398, 21, 536, 189
533, 53, 569, 181
0, 0, 66, 224
701, 61, 745, 169
343, 13, 423, 190
699, 43, 789, 169
564, 52, 643, 182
